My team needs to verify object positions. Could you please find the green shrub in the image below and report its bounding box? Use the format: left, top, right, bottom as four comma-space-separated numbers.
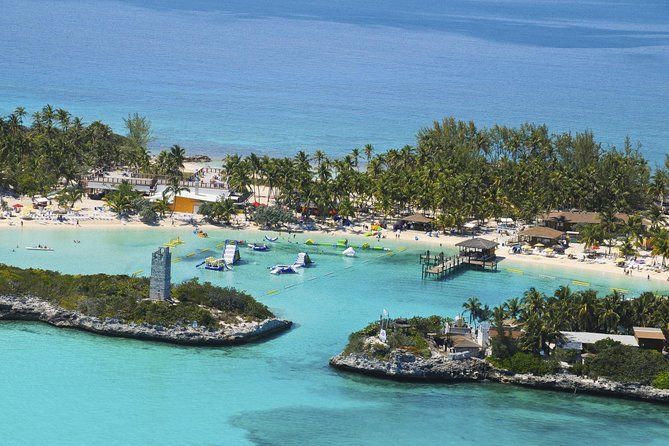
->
551, 348, 580, 364
652, 371, 669, 389
493, 352, 560, 376
587, 344, 669, 384
571, 362, 585, 376
490, 336, 518, 360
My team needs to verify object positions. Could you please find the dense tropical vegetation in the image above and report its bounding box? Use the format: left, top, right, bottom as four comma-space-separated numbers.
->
217, 118, 664, 224
343, 287, 669, 385
2, 107, 668, 256
481, 287, 669, 384
0, 264, 273, 327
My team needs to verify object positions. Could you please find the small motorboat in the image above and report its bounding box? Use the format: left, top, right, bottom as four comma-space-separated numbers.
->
264, 235, 279, 242
248, 243, 270, 251
26, 246, 54, 251
269, 264, 300, 274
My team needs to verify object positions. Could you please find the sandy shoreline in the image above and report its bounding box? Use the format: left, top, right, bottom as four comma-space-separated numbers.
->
3, 192, 669, 286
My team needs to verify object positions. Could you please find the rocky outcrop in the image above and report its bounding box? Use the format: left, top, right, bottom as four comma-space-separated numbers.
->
492, 370, 669, 403
0, 295, 291, 346
185, 155, 212, 163
329, 351, 491, 382
330, 341, 669, 404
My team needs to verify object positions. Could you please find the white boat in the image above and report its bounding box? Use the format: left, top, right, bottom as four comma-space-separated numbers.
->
26, 246, 54, 251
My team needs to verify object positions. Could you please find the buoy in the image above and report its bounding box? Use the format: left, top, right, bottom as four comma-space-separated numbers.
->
572, 280, 591, 286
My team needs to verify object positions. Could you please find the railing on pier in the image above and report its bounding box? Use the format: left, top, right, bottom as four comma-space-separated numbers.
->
420, 250, 498, 279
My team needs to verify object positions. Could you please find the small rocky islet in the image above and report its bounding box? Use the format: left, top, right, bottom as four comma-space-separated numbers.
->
330, 316, 669, 404
0, 262, 292, 346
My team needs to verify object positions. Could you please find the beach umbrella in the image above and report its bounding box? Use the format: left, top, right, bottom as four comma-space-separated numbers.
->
534, 243, 545, 247
615, 257, 625, 263
12, 203, 23, 208
522, 244, 532, 249
591, 246, 600, 250
544, 248, 554, 252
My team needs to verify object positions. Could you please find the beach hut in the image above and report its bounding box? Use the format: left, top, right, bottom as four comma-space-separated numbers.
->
401, 213, 433, 231
633, 327, 666, 351
542, 211, 630, 232
518, 227, 565, 247
455, 238, 498, 260
449, 336, 482, 357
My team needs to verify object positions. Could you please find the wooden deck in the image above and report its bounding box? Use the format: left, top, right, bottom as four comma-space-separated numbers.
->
420, 251, 498, 279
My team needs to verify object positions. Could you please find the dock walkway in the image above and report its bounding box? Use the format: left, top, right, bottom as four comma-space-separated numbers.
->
420, 250, 497, 279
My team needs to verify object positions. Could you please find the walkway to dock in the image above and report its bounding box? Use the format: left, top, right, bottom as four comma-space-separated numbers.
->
420, 249, 498, 279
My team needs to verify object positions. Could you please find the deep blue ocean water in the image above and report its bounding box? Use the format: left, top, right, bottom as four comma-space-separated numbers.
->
1, 227, 669, 445
0, 0, 668, 163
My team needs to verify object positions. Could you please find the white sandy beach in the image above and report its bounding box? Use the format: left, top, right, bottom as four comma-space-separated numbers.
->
3, 189, 669, 286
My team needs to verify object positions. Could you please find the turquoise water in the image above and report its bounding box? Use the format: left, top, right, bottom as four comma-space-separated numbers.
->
1, 0, 668, 163
1, 227, 669, 445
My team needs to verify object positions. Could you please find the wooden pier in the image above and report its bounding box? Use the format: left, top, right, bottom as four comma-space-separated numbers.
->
420, 238, 499, 279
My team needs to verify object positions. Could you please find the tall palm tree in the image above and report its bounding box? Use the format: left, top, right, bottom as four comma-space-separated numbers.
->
577, 223, 603, 250
164, 177, 190, 216
575, 290, 600, 332
650, 229, 669, 266
105, 180, 139, 215
504, 297, 521, 320
363, 144, 374, 164
462, 296, 482, 326
168, 144, 186, 176
646, 204, 667, 232
599, 209, 621, 256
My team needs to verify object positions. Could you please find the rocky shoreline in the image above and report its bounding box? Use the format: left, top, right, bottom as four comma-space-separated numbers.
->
0, 295, 292, 346
330, 350, 669, 404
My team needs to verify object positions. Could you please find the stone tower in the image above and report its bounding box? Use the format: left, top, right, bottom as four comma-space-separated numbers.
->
149, 247, 171, 301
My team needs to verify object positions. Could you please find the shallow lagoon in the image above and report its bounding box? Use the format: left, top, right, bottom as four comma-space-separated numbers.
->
1, 227, 669, 445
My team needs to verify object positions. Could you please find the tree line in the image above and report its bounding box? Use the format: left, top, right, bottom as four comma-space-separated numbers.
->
2, 107, 668, 237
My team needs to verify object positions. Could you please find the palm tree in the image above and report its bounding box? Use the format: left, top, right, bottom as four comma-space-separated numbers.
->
577, 223, 603, 250
168, 144, 186, 176
624, 212, 646, 249
313, 149, 326, 168
164, 177, 190, 216
153, 192, 171, 218
521, 288, 545, 320
363, 144, 374, 164
598, 292, 622, 333
105, 180, 139, 215
650, 229, 669, 266
599, 209, 621, 256
504, 297, 521, 320
491, 305, 506, 336
618, 237, 636, 258
462, 296, 482, 326
646, 204, 667, 232
575, 290, 599, 332
351, 148, 361, 171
